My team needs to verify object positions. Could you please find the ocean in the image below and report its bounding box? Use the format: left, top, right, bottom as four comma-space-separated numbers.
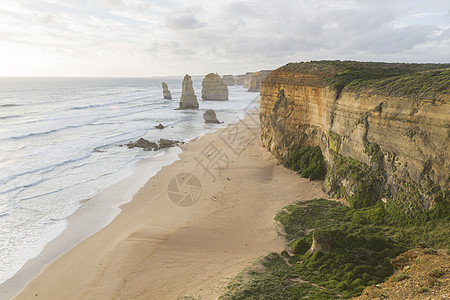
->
0, 76, 259, 286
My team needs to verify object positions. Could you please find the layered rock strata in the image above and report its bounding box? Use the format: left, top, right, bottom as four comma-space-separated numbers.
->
178, 74, 199, 109
201, 73, 228, 101
247, 70, 273, 92
243, 72, 253, 89
222, 75, 235, 86
162, 82, 172, 100
260, 61, 450, 210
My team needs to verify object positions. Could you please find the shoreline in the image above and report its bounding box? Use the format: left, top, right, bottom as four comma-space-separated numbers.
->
0, 91, 256, 298
11, 111, 326, 299
0, 147, 183, 299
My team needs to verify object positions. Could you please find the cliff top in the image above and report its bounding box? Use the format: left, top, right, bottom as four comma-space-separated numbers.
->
265, 61, 450, 99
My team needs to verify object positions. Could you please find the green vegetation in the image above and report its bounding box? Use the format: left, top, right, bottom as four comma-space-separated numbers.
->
220, 199, 450, 299
393, 273, 410, 282
346, 68, 450, 98
273, 61, 450, 98
326, 151, 383, 209
283, 146, 327, 180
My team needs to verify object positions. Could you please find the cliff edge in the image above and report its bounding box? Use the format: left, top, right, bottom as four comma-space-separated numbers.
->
260, 61, 449, 211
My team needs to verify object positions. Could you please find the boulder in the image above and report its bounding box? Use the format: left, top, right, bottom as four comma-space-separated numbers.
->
309, 230, 332, 254
159, 138, 179, 148
201, 73, 228, 101
155, 123, 164, 129
235, 74, 245, 85
162, 82, 172, 100
178, 74, 199, 109
222, 75, 235, 86
203, 109, 221, 124
127, 138, 158, 151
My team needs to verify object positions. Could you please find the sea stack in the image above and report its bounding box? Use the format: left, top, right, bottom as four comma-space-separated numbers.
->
201, 73, 228, 101
162, 82, 172, 100
178, 74, 199, 109
222, 75, 235, 86
203, 109, 221, 124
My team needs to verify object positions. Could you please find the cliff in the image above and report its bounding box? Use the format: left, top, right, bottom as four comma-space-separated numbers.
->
202, 73, 228, 101
243, 72, 253, 89
247, 70, 272, 92
260, 61, 450, 211
235, 75, 245, 85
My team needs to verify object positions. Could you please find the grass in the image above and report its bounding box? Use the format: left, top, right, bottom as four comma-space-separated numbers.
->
267, 61, 450, 99
220, 198, 450, 299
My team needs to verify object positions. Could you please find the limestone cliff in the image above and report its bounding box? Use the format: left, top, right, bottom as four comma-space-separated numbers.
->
260, 61, 450, 210
235, 75, 245, 85
247, 70, 272, 92
243, 72, 253, 89
202, 73, 228, 101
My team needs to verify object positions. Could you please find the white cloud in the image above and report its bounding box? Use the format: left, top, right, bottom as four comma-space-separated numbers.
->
0, 0, 448, 76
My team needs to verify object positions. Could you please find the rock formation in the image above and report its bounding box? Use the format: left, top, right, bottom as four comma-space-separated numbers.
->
243, 72, 253, 89
260, 61, 450, 211
235, 75, 245, 85
159, 138, 179, 148
222, 75, 235, 86
247, 70, 272, 92
201, 73, 228, 101
357, 248, 450, 299
178, 74, 199, 109
127, 138, 158, 151
126, 138, 181, 150
203, 109, 221, 124
155, 123, 164, 129
162, 82, 172, 100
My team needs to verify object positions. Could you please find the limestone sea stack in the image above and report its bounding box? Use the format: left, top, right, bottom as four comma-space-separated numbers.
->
162, 82, 172, 100
235, 75, 245, 85
178, 74, 199, 109
201, 73, 228, 101
222, 75, 235, 86
203, 109, 221, 124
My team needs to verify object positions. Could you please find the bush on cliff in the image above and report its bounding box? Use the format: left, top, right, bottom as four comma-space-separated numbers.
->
283, 146, 327, 180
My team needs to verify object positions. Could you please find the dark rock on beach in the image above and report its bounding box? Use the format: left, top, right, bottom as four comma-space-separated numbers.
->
203, 109, 221, 124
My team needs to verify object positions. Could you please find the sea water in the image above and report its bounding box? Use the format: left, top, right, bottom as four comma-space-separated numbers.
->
0, 77, 259, 285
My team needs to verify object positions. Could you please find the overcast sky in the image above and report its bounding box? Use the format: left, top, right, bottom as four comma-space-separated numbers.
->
0, 0, 449, 76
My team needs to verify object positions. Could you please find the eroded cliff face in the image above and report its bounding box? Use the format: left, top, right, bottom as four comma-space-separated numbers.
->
248, 70, 272, 92
261, 62, 449, 210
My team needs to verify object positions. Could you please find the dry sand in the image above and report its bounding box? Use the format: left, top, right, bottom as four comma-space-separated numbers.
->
13, 111, 326, 300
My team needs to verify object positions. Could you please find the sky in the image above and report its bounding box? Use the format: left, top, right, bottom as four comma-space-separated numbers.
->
0, 0, 449, 77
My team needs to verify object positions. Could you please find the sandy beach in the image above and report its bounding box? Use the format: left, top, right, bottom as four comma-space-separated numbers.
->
13, 111, 326, 300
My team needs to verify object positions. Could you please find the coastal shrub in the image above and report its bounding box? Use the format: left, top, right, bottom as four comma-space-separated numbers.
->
221, 198, 450, 299
283, 146, 327, 180
290, 237, 311, 255
326, 151, 383, 208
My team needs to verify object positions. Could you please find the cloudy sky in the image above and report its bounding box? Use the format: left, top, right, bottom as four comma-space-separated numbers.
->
0, 0, 449, 76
